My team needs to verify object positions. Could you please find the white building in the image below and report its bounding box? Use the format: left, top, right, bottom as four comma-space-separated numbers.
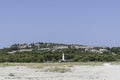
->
53, 46, 68, 50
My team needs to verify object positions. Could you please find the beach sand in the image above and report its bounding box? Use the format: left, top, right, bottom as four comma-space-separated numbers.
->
0, 63, 119, 80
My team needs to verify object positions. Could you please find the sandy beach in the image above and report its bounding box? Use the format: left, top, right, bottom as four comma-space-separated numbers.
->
0, 63, 119, 80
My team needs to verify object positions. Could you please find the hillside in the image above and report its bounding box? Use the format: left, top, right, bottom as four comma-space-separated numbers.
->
7, 42, 110, 54
0, 42, 120, 62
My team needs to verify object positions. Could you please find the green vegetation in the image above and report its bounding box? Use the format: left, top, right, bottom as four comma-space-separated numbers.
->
0, 42, 120, 62
0, 50, 119, 62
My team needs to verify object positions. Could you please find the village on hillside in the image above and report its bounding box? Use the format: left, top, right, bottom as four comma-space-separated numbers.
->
7, 42, 110, 54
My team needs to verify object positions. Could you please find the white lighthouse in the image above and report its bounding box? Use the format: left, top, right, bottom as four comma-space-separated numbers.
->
62, 53, 65, 61
59, 52, 66, 62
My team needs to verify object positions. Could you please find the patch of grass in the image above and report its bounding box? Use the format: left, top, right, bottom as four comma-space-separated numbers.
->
9, 73, 15, 76
0, 62, 105, 68
111, 61, 120, 65
0, 63, 18, 67
45, 67, 71, 73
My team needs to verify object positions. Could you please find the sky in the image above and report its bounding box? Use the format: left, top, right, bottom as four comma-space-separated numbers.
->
0, 0, 120, 48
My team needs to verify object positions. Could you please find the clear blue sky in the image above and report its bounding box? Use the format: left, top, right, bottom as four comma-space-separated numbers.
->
0, 0, 120, 48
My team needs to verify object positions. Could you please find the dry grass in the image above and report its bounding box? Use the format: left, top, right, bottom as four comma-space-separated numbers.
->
0, 62, 105, 68
44, 66, 71, 73
110, 61, 120, 65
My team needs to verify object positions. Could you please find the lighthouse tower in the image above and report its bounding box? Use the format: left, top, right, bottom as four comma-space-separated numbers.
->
59, 52, 66, 62
62, 53, 65, 61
